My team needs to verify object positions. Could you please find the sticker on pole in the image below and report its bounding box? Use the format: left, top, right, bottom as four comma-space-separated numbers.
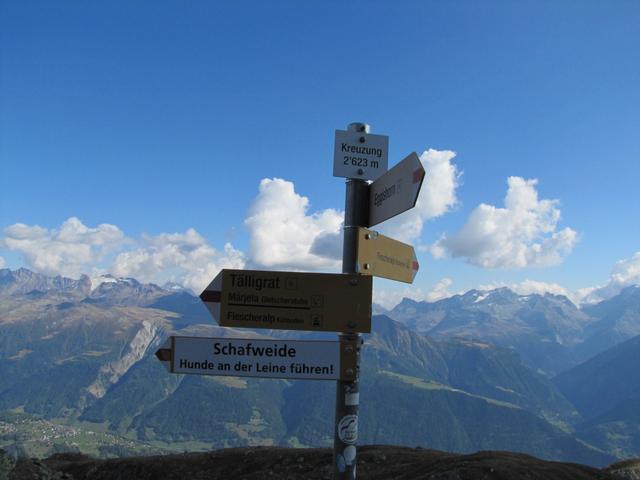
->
333, 129, 389, 181
338, 415, 358, 444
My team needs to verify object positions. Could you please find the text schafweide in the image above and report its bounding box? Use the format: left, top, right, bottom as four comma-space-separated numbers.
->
213, 342, 296, 358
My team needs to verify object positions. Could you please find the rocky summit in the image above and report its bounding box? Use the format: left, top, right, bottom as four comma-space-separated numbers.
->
3, 446, 629, 480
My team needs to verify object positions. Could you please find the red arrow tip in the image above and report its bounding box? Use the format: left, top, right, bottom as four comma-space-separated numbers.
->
413, 168, 425, 184
412, 261, 420, 271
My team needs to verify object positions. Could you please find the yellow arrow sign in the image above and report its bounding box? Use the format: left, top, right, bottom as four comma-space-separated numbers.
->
357, 228, 419, 284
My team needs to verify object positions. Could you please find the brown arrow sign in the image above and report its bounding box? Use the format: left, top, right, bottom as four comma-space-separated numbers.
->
200, 269, 372, 333
368, 152, 425, 227
357, 228, 419, 284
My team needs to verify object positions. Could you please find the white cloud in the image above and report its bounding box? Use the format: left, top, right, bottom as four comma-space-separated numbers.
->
1, 148, 461, 284
0, 256, 5, 268
579, 251, 640, 304
377, 149, 461, 243
244, 149, 460, 271
373, 287, 426, 310
435, 177, 578, 268
509, 279, 572, 298
611, 251, 640, 285
245, 178, 343, 270
111, 228, 245, 294
419, 149, 462, 219
469, 252, 640, 306
426, 277, 454, 302
1, 219, 244, 294
2, 217, 124, 278
475, 254, 640, 305
373, 277, 455, 309
478, 279, 577, 302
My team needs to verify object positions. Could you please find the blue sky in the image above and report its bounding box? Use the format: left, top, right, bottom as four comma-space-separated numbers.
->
1, 1, 639, 307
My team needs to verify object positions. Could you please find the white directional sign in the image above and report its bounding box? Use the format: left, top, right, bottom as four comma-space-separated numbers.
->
155, 336, 355, 381
333, 129, 389, 181
368, 152, 425, 227
200, 269, 372, 333
357, 228, 419, 284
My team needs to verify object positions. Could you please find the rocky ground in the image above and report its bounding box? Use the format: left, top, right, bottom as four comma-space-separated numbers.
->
3, 446, 640, 480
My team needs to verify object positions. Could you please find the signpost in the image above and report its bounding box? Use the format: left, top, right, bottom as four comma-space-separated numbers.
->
357, 228, 419, 284
368, 151, 425, 227
333, 129, 389, 181
199, 269, 372, 333
154, 336, 359, 381
155, 122, 426, 480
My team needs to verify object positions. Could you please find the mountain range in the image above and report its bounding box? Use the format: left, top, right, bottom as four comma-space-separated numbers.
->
387, 286, 640, 376
1, 267, 640, 467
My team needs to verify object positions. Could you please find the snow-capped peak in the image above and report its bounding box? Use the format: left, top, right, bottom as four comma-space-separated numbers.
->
90, 274, 137, 291
162, 281, 188, 292
474, 293, 490, 303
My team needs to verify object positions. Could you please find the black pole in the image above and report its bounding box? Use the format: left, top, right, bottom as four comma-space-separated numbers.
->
333, 122, 370, 479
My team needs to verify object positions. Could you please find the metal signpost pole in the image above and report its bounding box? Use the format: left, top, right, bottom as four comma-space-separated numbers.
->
334, 122, 370, 479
